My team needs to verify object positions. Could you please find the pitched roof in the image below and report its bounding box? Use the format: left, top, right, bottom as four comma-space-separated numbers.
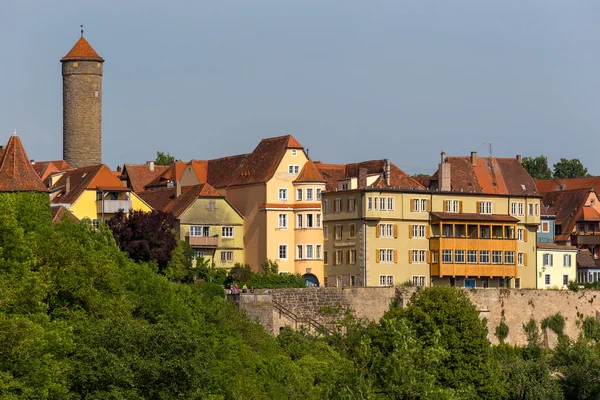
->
51, 164, 126, 204
61, 37, 104, 62
431, 156, 538, 196
541, 188, 594, 237
138, 183, 223, 218
144, 162, 189, 190
430, 212, 520, 223
294, 159, 325, 183
314, 160, 425, 192
121, 164, 169, 193
536, 243, 576, 251
0, 135, 48, 192
577, 249, 598, 269
536, 177, 600, 195
32, 160, 72, 181
51, 205, 79, 223
207, 135, 304, 188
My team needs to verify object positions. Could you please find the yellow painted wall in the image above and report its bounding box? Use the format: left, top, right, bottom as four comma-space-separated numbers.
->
130, 193, 152, 212
536, 248, 577, 289
69, 190, 98, 221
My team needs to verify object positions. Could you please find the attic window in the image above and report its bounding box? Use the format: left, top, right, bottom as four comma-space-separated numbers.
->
467, 182, 473, 187
291, 149, 297, 156
288, 165, 300, 174
492, 182, 497, 188
521, 184, 526, 191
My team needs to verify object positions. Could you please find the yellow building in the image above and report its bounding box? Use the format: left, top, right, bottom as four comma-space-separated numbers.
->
49, 164, 152, 223
536, 244, 577, 289
139, 183, 244, 269
320, 152, 541, 289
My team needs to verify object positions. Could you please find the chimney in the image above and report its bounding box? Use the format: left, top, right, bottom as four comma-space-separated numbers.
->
358, 168, 367, 188
516, 155, 522, 163
175, 180, 181, 198
65, 176, 71, 193
470, 151, 477, 166
439, 151, 451, 191
146, 160, 155, 172
384, 159, 391, 186
116, 165, 122, 172
30, 159, 35, 165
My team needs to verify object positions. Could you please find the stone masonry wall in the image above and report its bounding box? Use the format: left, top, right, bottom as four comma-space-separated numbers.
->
62, 60, 103, 168
236, 287, 600, 346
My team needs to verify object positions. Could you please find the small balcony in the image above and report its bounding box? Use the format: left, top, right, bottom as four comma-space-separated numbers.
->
575, 233, 600, 246
432, 263, 517, 278
186, 235, 219, 248
96, 199, 132, 214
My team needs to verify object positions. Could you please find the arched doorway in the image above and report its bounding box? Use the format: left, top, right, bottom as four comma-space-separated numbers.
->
302, 273, 320, 287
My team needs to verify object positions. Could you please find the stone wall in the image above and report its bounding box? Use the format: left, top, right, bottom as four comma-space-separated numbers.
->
234, 287, 600, 346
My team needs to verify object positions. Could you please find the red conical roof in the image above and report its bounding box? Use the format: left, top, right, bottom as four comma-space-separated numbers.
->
0, 135, 48, 192
61, 37, 104, 62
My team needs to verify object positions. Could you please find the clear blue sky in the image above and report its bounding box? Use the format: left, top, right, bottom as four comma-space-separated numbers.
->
1, 0, 599, 175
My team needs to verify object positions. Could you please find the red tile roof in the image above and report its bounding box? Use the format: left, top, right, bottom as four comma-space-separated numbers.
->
430, 212, 520, 223
138, 183, 224, 218
32, 160, 72, 181
582, 207, 600, 221
121, 164, 169, 192
536, 177, 600, 195
431, 156, 538, 196
294, 159, 325, 183
61, 37, 104, 62
51, 205, 79, 223
537, 243, 576, 250
541, 188, 594, 236
577, 249, 598, 269
51, 164, 126, 204
144, 162, 189, 190
0, 135, 48, 192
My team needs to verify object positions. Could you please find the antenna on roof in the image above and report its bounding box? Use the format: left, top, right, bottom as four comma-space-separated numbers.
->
482, 141, 497, 158
306, 148, 309, 157
80, 25, 84, 38
12, 129, 17, 136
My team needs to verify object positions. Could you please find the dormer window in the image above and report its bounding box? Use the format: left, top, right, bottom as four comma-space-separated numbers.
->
291, 150, 297, 156
288, 165, 300, 174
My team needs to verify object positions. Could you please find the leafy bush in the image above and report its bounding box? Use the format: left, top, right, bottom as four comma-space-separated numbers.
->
582, 317, 600, 341
495, 318, 509, 344
542, 313, 565, 336
247, 273, 305, 288
568, 280, 581, 292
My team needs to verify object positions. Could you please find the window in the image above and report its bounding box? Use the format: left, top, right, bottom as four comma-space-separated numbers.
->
379, 249, 395, 263
324, 251, 328, 264
545, 274, 551, 285
222, 226, 234, 238
504, 251, 515, 264
349, 224, 355, 238
518, 252, 524, 266
323, 200, 328, 213
388, 197, 394, 211
480, 250, 490, 264
517, 229, 524, 241
498, 278, 505, 288
306, 188, 314, 201
380, 223, 394, 238
563, 275, 569, 286
368, 198, 373, 211
324, 225, 328, 240
335, 199, 342, 213
412, 250, 426, 264
279, 245, 288, 260
279, 188, 288, 201
468, 250, 477, 263
412, 276, 426, 287
291, 149, 297, 156
420, 199, 427, 212
92, 219, 100, 229
316, 245, 322, 259
288, 165, 300, 174
296, 214, 303, 228
220, 251, 233, 262
542, 221, 549, 233
455, 250, 465, 263
296, 188, 303, 201
349, 198, 355, 212
442, 250, 452, 263
374, 197, 378, 210
350, 276, 356, 286
412, 199, 420, 212
306, 245, 314, 259
563, 254, 572, 267
479, 201, 493, 214
337, 276, 342, 287
296, 245, 303, 260
208, 200, 216, 211
278, 213, 288, 229
464, 279, 476, 289
335, 225, 342, 240
316, 213, 322, 228
306, 214, 314, 228
453, 200, 460, 212
190, 226, 207, 236
335, 250, 342, 265
349, 250, 356, 264
543, 253, 553, 267
518, 203, 524, 216
528, 204, 534, 216
380, 197, 386, 210
515, 278, 521, 289
193, 250, 204, 260
411, 224, 426, 238
511, 202, 517, 215
316, 188, 322, 201
432, 250, 439, 263
379, 275, 394, 287
109, 192, 119, 200
492, 251, 502, 264
535, 204, 539, 216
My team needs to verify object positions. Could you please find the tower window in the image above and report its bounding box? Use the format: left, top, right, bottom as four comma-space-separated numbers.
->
95, 91, 99, 97
73, 62, 78, 67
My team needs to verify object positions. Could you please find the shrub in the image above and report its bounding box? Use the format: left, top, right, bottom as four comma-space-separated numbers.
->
495, 318, 509, 344
542, 313, 565, 336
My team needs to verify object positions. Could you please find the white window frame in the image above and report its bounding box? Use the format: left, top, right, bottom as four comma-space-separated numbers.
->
220, 251, 233, 263
291, 149, 297, 156
479, 201, 492, 214
442, 250, 452, 263
518, 203, 524, 216
278, 244, 288, 260
306, 244, 314, 259
511, 202, 517, 216
413, 199, 420, 212
420, 199, 427, 212
480, 250, 490, 264
543, 253, 553, 267
518, 252, 524, 266
316, 213, 322, 228
296, 214, 303, 229
306, 188, 314, 201
412, 276, 426, 287
296, 245, 303, 260
387, 197, 394, 211
288, 165, 300, 174
517, 228, 524, 241
296, 188, 303, 201
492, 251, 502, 264
467, 250, 477, 264
528, 204, 534, 216
504, 251, 515, 265
563, 254, 572, 267
221, 226, 234, 238
278, 188, 288, 201
316, 244, 322, 259
306, 213, 314, 228
455, 250, 465, 263
545, 274, 551, 285
380, 197, 386, 211
316, 188, 322, 201
278, 213, 288, 229
368, 197, 373, 211
542, 221, 549, 233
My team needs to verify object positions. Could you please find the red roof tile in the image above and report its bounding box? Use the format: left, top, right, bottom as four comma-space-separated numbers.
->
541, 188, 594, 236
32, 160, 72, 181
51, 205, 79, 223
0, 135, 48, 192
121, 164, 168, 193
294, 159, 325, 183
138, 183, 224, 218
536, 177, 600, 194
51, 164, 126, 204
61, 37, 104, 62
144, 162, 189, 190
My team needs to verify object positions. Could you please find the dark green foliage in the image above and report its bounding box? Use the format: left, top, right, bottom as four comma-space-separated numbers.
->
195, 282, 225, 300
553, 336, 600, 399
496, 318, 510, 344
164, 240, 194, 281
542, 313, 565, 336
0, 191, 52, 233
582, 317, 600, 341
227, 262, 254, 284
567, 280, 581, 292
154, 151, 175, 165
523, 318, 543, 360
246, 272, 305, 288
553, 158, 590, 178
522, 155, 553, 180
261, 258, 279, 275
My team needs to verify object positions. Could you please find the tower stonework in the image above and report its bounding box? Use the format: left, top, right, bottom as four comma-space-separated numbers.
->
61, 37, 104, 168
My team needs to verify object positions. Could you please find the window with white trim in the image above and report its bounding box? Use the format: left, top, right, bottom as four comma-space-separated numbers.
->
492, 251, 502, 264
511, 202, 517, 216
380, 224, 394, 238
504, 251, 515, 264
316, 188, 322, 201
349, 198, 355, 212
544, 274, 551, 285
543, 253, 553, 267
518, 203, 524, 216
306, 188, 314, 201
432, 250, 439, 263
193, 250, 204, 260
528, 204, 534, 216
278, 245, 288, 260
220, 251, 233, 262
368, 197, 373, 210
379, 249, 394, 263
445, 200, 460, 213
296, 214, 303, 229
480, 250, 490, 264
387, 197, 394, 211
316, 245, 322, 259
442, 250, 452, 263
517, 228, 524, 241
291, 149, 297, 156
411, 250, 426, 263
535, 204, 539, 216
412, 225, 426, 238
380, 198, 386, 210
479, 201, 492, 214
278, 213, 287, 229
412, 276, 426, 287
374, 197, 378, 210
288, 165, 300, 174
222, 226, 234, 238
316, 213, 322, 228
467, 250, 477, 264
278, 188, 288, 201
306, 245, 314, 259
518, 252, 524, 266
296, 245, 303, 260
306, 213, 314, 228
380, 275, 394, 287
563, 254, 572, 267
455, 250, 465, 263
541, 221, 549, 233
296, 188, 303, 201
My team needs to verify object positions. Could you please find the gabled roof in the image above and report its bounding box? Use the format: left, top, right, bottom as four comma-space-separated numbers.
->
61, 37, 104, 62
144, 162, 189, 190
577, 249, 598, 269
207, 135, 304, 188
121, 164, 169, 193
431, 156, 538, 196
541, 188, 594, 236
32, 160, 72, 181
536, 177, 600, 195
314, 160, 425, 192
138, 183, 225, 218
51, 164, 126, 204
294, 159, 325, 183
51, 205, 79, 223
0, 135, 48, 192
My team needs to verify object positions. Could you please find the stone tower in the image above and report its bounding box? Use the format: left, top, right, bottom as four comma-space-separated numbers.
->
61, 35, 104, 168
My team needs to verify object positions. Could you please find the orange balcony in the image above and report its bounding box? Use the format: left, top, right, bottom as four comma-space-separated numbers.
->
431, 262, 517, 278
186, 235, 218, 248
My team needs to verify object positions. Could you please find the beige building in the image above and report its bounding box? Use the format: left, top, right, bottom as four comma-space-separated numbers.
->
536, 244, 577, 289
320, 152, 541, 289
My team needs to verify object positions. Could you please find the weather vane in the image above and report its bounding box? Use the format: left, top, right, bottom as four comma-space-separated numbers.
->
80, 25, 84, 38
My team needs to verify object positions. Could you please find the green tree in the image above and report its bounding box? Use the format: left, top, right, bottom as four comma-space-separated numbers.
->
553, 158, 590, 178
261, 258, 279, 275
154, 151, 175, 166
522, 156, 552, 180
